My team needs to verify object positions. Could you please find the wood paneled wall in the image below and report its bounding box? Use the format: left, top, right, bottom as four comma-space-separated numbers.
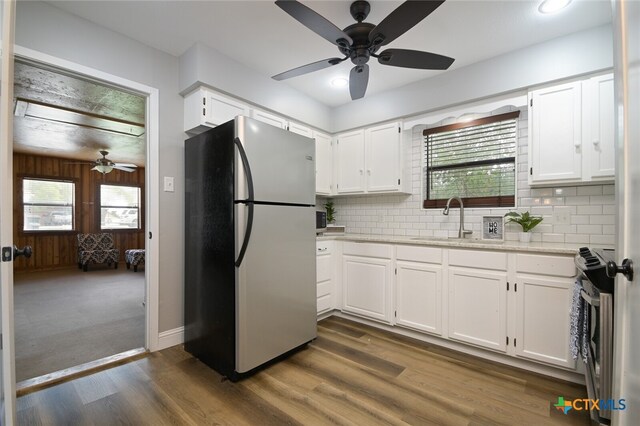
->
13, 153, 145, 272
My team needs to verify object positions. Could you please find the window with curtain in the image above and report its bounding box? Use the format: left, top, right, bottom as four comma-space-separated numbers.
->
100, 184, 141, 230
23, 178, 75, 231
423, 111, 520, 209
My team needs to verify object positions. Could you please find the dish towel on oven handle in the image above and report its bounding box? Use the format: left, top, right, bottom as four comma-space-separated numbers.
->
570, 277, 589, 363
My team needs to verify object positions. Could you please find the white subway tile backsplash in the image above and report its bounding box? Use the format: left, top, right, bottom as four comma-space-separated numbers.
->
590, 234, 615, 245
577, 186, 603, 196
590, 215, 615, 225
577, 225, 602, 234
330, 110, 615, 246
577, 205, 603, 215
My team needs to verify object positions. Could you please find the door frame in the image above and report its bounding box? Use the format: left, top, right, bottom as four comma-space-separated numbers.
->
13, 45, 161, 351
1, 0, 17, 423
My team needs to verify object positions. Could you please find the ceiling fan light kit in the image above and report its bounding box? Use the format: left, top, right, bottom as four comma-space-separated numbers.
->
273, 0, 455, 100
67, 150, 138, 174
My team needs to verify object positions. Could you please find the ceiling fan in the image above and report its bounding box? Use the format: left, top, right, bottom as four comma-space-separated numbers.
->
70, 150, 138, 174
272, 0, 455, 100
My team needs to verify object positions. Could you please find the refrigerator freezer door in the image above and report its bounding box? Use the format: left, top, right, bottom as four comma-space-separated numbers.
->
235, 116, 315, 205
235, 204, 317, 373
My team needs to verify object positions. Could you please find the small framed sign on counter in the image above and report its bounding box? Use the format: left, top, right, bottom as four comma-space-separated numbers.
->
482, 216, 504, 241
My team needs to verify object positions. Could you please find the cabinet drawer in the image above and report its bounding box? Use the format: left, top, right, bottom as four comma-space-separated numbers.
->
317, 280, 332, 298
343, 242, 392, 259
449, 249, 507, 271
317, 255, 332, 282
317, 294, 332, 314
396, 245, 442, 264
316, 241, 332, 254
516, 254, 576, 277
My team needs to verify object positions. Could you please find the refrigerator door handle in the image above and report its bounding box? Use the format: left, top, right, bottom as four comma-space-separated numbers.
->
235, 137, 254, 267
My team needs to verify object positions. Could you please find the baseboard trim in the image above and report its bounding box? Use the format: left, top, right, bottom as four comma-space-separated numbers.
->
158, 326, 184, 350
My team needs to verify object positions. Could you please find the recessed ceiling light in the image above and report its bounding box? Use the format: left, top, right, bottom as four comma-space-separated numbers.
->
331, 78, 348, 88
538, 0, 572, 14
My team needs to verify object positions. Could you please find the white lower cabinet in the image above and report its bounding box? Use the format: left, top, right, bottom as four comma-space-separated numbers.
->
327, 240, 578, 373
395, 245, 443, 335
342, 243, 393, 324
513, 254, 576, 369
448, 267, 508, 352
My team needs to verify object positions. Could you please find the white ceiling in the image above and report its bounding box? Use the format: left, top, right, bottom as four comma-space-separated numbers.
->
48, 0, 612, 107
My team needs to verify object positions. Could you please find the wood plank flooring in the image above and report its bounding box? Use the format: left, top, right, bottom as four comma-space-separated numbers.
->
17, 317, 591, 425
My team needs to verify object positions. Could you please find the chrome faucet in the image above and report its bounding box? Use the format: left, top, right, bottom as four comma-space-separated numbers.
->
443, 196, 473, 239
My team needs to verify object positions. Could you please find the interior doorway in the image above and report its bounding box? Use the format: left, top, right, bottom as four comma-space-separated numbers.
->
11, 58, 149, 384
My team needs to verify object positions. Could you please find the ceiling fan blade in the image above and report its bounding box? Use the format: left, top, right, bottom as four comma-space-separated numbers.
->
113, 165, 136, 173
369, 0, 445, 47
275, 0, 352, 48
272, 57, 344, 81
378, 48, 454, 70
349, 64, 369, 100
113, 162, 137, 168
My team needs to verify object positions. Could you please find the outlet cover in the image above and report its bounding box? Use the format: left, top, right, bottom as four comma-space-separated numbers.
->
164, 176, 175, 192
553, 207, 571, 224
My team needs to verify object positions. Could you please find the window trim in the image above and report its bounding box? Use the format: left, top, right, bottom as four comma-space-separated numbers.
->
20, 176, 78, 234
422, 111, 520, 210
98, 182, 144, 231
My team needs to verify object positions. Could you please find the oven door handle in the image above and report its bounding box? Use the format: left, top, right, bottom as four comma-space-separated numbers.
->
581, 289, 600, 307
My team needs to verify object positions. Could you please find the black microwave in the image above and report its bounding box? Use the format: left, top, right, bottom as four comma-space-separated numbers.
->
316, 211, 327, 232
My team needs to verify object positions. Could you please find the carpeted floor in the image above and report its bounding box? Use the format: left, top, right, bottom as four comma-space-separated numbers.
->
14, 266, 145, 382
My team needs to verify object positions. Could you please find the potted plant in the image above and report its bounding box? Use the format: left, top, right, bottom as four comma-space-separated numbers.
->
324, 200, 336, 225
504, 211, 543, 243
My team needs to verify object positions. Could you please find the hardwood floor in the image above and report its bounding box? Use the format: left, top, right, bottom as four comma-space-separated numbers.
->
17, 317, 591, 425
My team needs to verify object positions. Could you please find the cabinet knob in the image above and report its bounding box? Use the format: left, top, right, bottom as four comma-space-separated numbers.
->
593, 139, 600, 146
359, 169, 363, 174
574, 140, 581, 148
367, 169, 371, 175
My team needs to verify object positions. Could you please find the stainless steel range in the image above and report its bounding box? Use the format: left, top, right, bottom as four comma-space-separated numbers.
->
575, 247, 615, 425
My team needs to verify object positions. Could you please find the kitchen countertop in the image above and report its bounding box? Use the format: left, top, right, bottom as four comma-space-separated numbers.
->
316, 233, 614, 255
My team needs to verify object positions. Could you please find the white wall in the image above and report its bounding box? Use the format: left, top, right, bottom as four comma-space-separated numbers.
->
15, 1, 185, 333
179, 43, 333, 131
331, 24, 613, 132
330, 103, 615, 246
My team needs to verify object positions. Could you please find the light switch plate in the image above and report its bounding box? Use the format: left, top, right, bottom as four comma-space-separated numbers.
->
164, 176, 175, 192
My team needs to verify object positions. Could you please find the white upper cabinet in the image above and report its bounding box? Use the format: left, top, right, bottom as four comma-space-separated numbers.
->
529, 81, 583, 184
250, 108, 288, 129
586, 74, 615, 180
336, 129, 366, 194
184, 88, 250, 134
528, 73, 615, 186
314, 131, 333, 196
365, 122, 401, 192
336, 122, 405, 195
289, 121, 314, 138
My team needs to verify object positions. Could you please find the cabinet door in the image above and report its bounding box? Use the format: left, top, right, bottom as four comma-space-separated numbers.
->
336, 130, 365, 193
529, 81, 582, 183
515, 275, 575, 369
365, 122, 401, 192
314, 131, 333, 195
289, 122, 314, 138
342, 255, 392, 323
587, 74, 615, 179
206, 91, 250, 127
250, 109, 288, 129
448, 268, 508, 352
396, 261, 442, 335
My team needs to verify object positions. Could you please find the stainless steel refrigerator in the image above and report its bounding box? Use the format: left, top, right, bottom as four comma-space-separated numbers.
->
184, 116, 317, 381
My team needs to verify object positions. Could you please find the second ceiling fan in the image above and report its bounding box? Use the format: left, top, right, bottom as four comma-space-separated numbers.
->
272, 0, 454, 100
